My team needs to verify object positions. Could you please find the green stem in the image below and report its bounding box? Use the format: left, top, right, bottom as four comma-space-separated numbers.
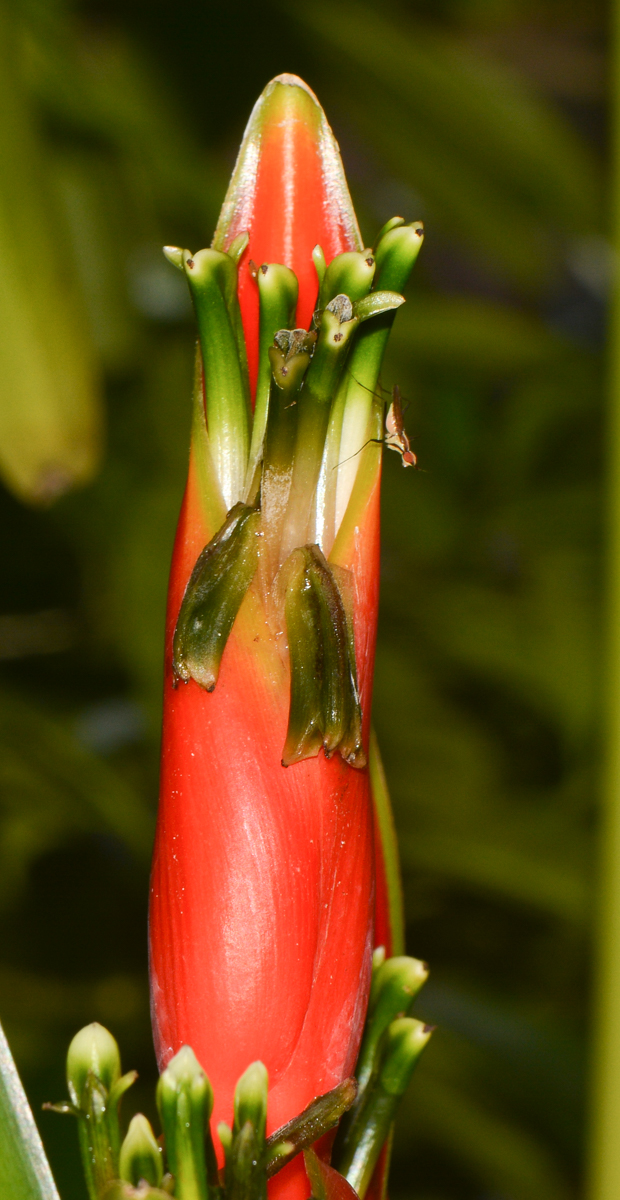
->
335, 224, 423, 530
260, 331, 313, 586
264, 1079, 356, 1179
245, 263, 298, 497
369, 730, 405, 956
334, 1019, 432, 1199
314, 369, 350, 553
156, 1047, 213, 1200
280, 303, 358, 559
183, 248, 251, 510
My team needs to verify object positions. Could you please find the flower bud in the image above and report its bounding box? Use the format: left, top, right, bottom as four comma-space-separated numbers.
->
66, 1022, 121, 1107
233, 1061, 268, 1142
373, 221, 424, 291
65, 1023, 135, 1199
334, 1017, 433, 1198
379, 1017, 433, 1096
356, 956, 429, 1092
119, 1114, 164, 1188
246, 263, 300, 491
181, 246, 250, 509
156, 1046, 213, 1200
319, 250, 375, 308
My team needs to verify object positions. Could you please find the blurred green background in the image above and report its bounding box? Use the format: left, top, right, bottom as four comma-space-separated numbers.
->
0, 0, 606, 1197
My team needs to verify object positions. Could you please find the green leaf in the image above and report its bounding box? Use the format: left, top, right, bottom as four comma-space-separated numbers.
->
0, 4, 100, 504
369, 731, 405, 956
0, 1018, 59, 1200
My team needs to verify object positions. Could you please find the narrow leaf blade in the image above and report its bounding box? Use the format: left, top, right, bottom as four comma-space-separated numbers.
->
0, 1019, 60, 1200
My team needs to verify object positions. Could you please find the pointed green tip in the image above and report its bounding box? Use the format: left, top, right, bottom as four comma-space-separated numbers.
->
119, 1114, 164, 1188
217, 1121, 233, 1156
160, 1044, 206, 1086
263, 73, 325, 122
163, 245, 185, 270
158, 1045, 213, 1117
237, 1060, 269, 1096
234, 1060, 269, 1137
372, 946, 387, 972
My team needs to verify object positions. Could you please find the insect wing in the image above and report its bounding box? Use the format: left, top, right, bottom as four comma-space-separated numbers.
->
385, 397, 417, 467
385, 401, 399, 437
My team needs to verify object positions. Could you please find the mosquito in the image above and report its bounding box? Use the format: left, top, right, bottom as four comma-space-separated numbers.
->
383, 384, 417, 467
334, 378, 418, 469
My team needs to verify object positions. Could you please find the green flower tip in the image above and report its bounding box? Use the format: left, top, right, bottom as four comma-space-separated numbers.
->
319, 249, 375, 308
234, 1060, 269, 1136
235, 1060, 268, 1101
256, 261, 299, 310
119, 1113, 164, 1188
374, 954, 429, 999
66, 1022, 121, 1106
379, 1017, 433, 1096
217, 1121, 233, 1156
228, 230, 249, 264
312, 244, 327, 287
255, 73, 325, 143
373, 215, 405, 246
372, 946, 386, 972
373, 221, 424, 290
163, 245, 184, 270
158, 1045, 213, 1113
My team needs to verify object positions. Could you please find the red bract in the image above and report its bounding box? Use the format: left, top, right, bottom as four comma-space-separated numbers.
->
213, 74, 362, 396
149, 76, 383, 1200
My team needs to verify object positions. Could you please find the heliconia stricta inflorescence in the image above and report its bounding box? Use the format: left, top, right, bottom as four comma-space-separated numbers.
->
149, 74, 424, 1200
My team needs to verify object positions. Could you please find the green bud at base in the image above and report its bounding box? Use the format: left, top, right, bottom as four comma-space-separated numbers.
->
333, 1017, 432, 1199
357, 956, 429, 1093
318, 250, 375, 309
120, 1114, 164, 1188
62, 1024, 135, 1200
157, 1046, 213, 1200
66, 1022, 121, 1107
233, 1061, 268, 1143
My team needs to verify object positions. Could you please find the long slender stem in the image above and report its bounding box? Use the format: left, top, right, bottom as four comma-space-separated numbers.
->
589, 5, 620, 1195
